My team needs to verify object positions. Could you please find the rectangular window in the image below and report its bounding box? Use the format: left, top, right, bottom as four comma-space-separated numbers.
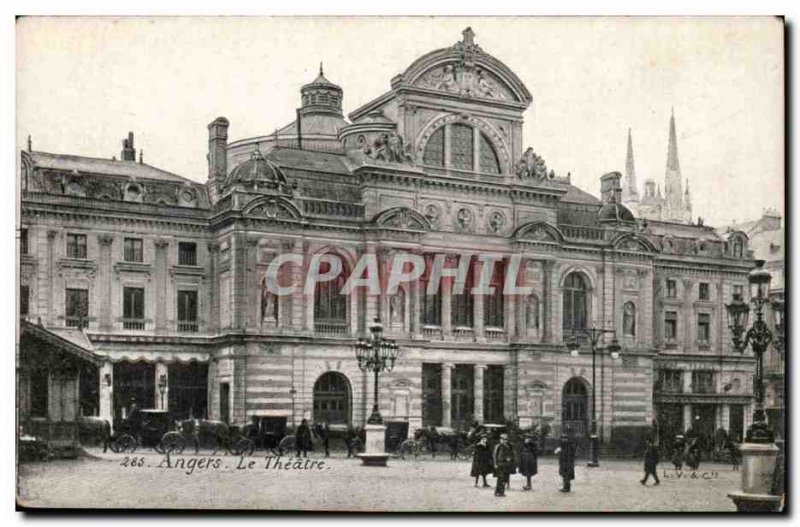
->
420, 256, 441, 326
30, 370, 49, 418
484, 260, 505, 328
66, 233, 87, 259
20, 285, 29, 316
65, 288, 89, 328
20, 228, 28, 255
124, 238, 143, 263
484, 365, 504, 424
733, 285, 744, 299
451, 257, 474, 328
177, 290, 198, 332
666, 279, 677, 299
699, 282, 709, 301
657, 369, 683, 393
178, 242, 197, 266
123, 287, 145, 330
665, 311, 678, 341
692, 370, 715, 394
697, 313, 711, 345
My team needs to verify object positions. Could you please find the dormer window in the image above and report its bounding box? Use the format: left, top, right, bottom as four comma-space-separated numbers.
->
422, 123, 501, 174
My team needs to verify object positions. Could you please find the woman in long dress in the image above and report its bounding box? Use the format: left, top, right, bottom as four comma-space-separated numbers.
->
470, 435, 493, 487
518, 435, 539, 490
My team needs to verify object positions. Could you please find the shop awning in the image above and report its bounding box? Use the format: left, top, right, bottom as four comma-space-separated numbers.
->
19, 320, 102, 367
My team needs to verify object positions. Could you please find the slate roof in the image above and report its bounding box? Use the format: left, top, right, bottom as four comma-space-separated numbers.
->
561, 184, 602, 205
270, 147, 352, 175
29, 151, 192, 183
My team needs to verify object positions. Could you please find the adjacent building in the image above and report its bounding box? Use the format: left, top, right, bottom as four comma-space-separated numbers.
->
18, 28, 757, 450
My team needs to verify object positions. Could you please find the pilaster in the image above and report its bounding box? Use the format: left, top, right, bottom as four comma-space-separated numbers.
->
474, 364, 486, 423
98, 234, 114, 331
441, 363, 453, 427
154, 238, 169, 334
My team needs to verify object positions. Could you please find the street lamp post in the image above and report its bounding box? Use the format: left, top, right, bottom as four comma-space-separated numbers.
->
725, 260, 782, 512
353, 318, 400, 466
566, 327, 621, 468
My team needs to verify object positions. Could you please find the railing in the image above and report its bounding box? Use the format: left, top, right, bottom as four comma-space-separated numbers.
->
124, 247, 143, 263
422, 325, 443, 340
314, 322, 349, 336
65, 316, 88, 329
453, 327, 474, 340
691, 383, 716, 395
559, 224, 606, 241
178, 321, 199, 333
122, 319, 146, 330
178, 249, 197, 266
485, 327, 506, 342
66, 244, 87, 259
273, 139, 346, 154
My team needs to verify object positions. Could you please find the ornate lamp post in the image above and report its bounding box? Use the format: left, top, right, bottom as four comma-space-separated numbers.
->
355, 318, 399, 425
771, 295, 784, 355
566, 326, 621, 468
353, 318, 400, 466
157, 374, 168, 411
725, 260, 782, 512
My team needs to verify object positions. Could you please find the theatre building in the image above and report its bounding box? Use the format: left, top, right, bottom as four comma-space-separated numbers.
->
17, 28, 756, 449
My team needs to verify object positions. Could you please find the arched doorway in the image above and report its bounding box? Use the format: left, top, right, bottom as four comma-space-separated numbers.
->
562, 377, 588, 437
313, 372, 351, 425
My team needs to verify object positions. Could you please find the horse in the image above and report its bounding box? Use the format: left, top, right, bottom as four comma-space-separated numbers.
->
77, 416, 112, 452
177, 418, 233, 455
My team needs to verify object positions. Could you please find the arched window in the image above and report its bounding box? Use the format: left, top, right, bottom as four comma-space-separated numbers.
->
313, 372, 351, 425
562, 377, 588, 436
623, 301, 636, 337
422, 123, 503, 174
451, 256, 474, 328
484, 259, 505, 328
420, 255, 442, 326
314, 255, 347, 330
562, 272, 588, 337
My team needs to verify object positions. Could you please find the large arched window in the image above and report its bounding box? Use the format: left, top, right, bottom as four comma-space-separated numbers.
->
314, 255, 347, 332
562, 272, 588, 337
422, 123, 501, 174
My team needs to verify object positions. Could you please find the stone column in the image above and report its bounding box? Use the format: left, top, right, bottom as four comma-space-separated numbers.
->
721, 403, 731, 431
99, 361, 114, 428
410, 258, 421, 338
541, 260, 553, 344
474, 364, 486, 423
154, 362, 169, 411
207, 243, 219, 333
46, 230, 57, 326
154, 239, 169, 334
683, 369, 693, 394
683, 403, 693, 432
98, 234, 114, 331
473, 259, 485, 340
441, 363, 453, 427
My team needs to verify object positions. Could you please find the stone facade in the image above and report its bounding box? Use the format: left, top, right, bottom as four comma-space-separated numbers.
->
18, 28, 756, 450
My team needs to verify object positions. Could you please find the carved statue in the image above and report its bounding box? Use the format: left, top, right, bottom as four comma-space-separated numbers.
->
261, 276, 277, 322
488, 211, 505, 234
623, 302, 636, 336
436, 65, 457, 92
366, 132, 414, 164
526, 295, 540, 330
515, 147, 548, 180
423, 204, 440, 228
390, 292, 404, 326
476, 69, 495, 98
456, 208, 473, 230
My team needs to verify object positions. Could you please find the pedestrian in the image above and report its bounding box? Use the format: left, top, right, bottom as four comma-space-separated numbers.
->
518, 435, 538, 491
295, 418, 313, 458
449, 433, 460, 461
319, 421, 330, 458
556, 434, 576, 493
640, 439, 660, 485
727, 440, 740, 471
671, 435, 685, 470
345, 426, 357, 458
492, 433, 515, 497
686, 439, 701, 471
470, 435, 492, 488
427, 425, 439, 458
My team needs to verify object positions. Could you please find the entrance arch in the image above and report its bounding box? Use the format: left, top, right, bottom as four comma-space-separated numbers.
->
562, 377, 589, 437
313, 372, 352, 425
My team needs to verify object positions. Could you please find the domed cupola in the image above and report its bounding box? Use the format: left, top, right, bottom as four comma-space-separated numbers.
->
224, 145, 288, 192
598, 171, 636, 224
300, 63, 344, 117
598, 196, 636, 223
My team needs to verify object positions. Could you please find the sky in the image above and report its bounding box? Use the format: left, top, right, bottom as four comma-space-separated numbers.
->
15, 16, 784, 228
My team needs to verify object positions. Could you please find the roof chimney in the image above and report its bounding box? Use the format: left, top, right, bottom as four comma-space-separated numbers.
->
121, 132, 136, 161
600, 171, 623, 203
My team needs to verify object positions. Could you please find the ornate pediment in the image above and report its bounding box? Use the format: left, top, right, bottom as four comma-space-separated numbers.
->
415, 63, 513, 101
243, 196, 302, 221
513, 221, 563, 244
612, 233, 657, 254
515, 148, 551, 180
373, 207, 431, 231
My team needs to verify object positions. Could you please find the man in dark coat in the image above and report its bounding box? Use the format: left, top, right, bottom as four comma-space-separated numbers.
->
557, 434, 576, 493
317, 421, 330, 458
686, 439, 701, 471
641, 439, 660, 485
345, 426, 357, 458
493, 433, 515, 497
295, 419, 313, 458
519, 435, 539, 490
470, 435, 492, 488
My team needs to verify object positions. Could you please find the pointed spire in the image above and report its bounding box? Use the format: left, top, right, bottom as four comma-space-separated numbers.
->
139, 149, 143, 164
27, 135, 32, 152
622, 128, 639, 203
667, 109, 680, 172
319, 62, 324, 76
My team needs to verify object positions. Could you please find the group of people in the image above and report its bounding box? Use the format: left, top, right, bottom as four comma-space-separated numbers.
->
470, 433, 577, 497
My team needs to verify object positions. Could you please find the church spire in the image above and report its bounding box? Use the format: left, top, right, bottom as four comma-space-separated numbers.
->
667, 108, 680, 172
622, 128, 640, 204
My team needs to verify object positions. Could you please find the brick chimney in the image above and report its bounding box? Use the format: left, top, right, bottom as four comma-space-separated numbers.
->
121, 132, 136, 161
207, 117, 229, 204
600, 171, 623, 203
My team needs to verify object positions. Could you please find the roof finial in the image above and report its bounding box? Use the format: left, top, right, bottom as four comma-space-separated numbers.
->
319, 62, 324, 76
27, 135, 32, 152
462, 27, 475, 46
139, 149, 143, 164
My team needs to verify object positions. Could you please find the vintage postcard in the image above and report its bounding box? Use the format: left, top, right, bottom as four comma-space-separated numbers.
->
15, 16, 785, 512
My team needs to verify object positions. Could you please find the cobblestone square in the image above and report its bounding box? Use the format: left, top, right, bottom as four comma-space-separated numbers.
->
18, 450, 741, 512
